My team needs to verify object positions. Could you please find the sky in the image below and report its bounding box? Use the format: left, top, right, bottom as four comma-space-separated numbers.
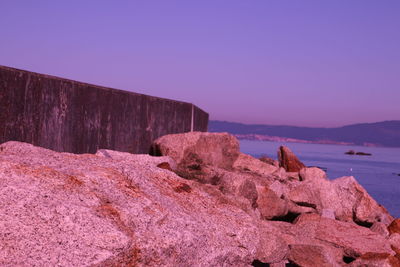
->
1, 1, 399, 127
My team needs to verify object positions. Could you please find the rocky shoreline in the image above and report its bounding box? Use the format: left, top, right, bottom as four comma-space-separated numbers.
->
0, 132, 399, 266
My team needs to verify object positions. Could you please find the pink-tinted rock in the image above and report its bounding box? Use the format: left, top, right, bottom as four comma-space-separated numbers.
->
388, 219, 400, 235
0, 138, 397, 267
0, 141, 263, 266
259, 156, 279, 167
291, 174, 393, 226
269, 262, 287, 267
287, 201, 316, 215
349, 252, 400, 267
151, 131, 240, 170
257, 186, 289, 220
321, 209, 335, 219
288, 244, 340, 267
331, 176, 393, 226
371, 222, 390, 237
238, 179, 258, 208
389, 233, 400, 254
277, 146, 305, 172
299, 167, 327, 182
294, 214, 394, 257
233, 152, 278, 176
255, 224, 289, 264
287, 183, 321, 211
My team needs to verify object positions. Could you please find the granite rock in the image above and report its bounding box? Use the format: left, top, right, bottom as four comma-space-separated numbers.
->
151, 131, 240, 170
388, 218, 400, 235
277, 146, 305, 172
0, 141, 260, 266
0, 132, 398, 266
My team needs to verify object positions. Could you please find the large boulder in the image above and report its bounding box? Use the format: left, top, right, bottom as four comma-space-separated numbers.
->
331, 176, 393, 226
151, 132, 240, 170
277, 146, 305, 172
286, 173, 393, 226
0, 141, 264, 266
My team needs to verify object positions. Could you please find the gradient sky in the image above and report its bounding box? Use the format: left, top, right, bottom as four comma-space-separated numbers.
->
1, 1, 399, 127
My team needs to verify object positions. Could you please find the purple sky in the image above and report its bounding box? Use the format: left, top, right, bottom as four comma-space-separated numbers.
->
1, 1, 399, 127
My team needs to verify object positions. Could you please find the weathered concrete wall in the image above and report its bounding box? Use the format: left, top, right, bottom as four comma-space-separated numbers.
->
0, 66, 208, 154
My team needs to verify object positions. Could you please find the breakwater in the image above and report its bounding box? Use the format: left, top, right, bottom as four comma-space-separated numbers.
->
0, 65, 208, 154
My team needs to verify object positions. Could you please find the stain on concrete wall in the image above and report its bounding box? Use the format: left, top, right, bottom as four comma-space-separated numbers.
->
0, 66, 209, 154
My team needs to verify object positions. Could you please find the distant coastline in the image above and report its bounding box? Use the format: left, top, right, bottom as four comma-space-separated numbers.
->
234, 133, 355, 146
210, 120, 400, 148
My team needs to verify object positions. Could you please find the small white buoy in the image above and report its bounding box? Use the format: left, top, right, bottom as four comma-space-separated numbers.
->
350, 168, 353, 172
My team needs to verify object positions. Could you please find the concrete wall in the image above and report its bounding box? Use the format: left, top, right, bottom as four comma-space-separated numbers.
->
0, 66, 208, 154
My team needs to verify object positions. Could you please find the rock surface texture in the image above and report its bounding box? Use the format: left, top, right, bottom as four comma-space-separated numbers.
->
0, 132, 398, 266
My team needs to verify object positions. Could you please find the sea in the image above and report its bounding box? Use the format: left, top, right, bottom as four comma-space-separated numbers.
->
240, 140, 400, 218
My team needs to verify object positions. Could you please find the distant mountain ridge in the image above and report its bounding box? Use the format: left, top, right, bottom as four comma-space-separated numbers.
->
209, 120, 400, 147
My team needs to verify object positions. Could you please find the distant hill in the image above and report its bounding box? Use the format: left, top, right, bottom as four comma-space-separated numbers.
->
209, 120, 400, 147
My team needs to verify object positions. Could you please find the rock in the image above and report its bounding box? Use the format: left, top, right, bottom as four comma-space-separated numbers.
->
356, 151, 372, 156
238, 179, 258, 208
285, 173, 392, 226
388, 219, 400, 235
389, 233, 400, 253
331, 176, 393, 226
345, 150, 372, 156
0, 141, 263, 266
259, 156, 279, 167
0, 138, 397, 266
277, 146, 305, 172
371, 222, 390, 237
151, 132, 242, 185
97, 148, 177, 170
294, 214, 394, 257
321, 209, 335, 219
157, 162, 173, 171
255, 224, 289, 264
345, 150, 356, 155
285, 172, 301, 181
216, 170, 269, 197
348, 253, 400, 267
233, 152, 278, 176
287, 183, 321, 211
151, 131, 240, 170
175, 163, 222, 184
269, 262, 287, 267
257, 186, 289, 220
287, 244, 340, 267
287, 201, 316, 215
268, 180, 289, 198
299, 167, 327, 182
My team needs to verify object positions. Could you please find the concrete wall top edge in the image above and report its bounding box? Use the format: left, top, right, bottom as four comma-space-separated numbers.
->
0, 65, 208, 116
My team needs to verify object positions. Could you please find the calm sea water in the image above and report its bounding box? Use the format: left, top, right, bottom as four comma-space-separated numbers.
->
240, 140, 400, 218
